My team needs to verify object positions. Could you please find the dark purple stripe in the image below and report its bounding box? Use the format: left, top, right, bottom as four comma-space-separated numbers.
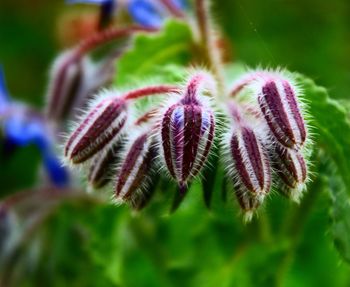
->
241, 127, 266, 191
115, 134, 147, 196
161, 105, 177, 179
274, 148, 296, 188
261, 81, 295, 147
88, 142, 122, 188
65, 100, 106, 156
181, 104, 202, 182
182, 74, 202, 104
278, 148, 298, 182
283, 81, 306, 144
195, 111, 215, 176
48, 54, 77, 120
123, 146, 155, 200
231, 133, 255, 192
59, 65, 82, 120
71, 116, 126, 163
297, 153, 307, 182
69, 99, 126, 161
275, 148, 307, 187
277, 165, 297, 188
264, 155, 272, 193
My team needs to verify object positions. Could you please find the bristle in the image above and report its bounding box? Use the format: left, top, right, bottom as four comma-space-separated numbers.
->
65, 94, 127, 164
159, 71, 217, 188
273, 146, 308, 202
114, 130, 156, 202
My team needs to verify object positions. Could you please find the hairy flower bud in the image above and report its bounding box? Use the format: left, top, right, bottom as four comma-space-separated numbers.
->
65, 86, 178, 165
114, 131, 156, 202
274, 146, 308, 202
65, 92, 127, 164
257, 76, 307, 149
160, 72, 216, 191
46, 50, 83, 122
223, 103, 271, 219
88, 140, 123, 189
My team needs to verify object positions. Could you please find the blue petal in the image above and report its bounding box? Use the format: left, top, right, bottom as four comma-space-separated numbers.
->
42, 152, 70, 188
0, 66, 10, 113
3, 112, 46, 147
66, 0, 112, 4
128, 0, 164, 28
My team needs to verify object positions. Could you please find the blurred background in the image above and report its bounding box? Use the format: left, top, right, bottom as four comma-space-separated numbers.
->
0, 0, 350, 286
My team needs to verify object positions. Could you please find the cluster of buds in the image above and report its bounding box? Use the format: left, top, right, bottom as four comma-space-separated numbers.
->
227, 70, 310, 219
46, 25, 157, 124
64, 69, 310, 221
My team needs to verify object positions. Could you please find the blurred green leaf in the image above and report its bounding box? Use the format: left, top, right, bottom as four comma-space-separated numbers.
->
328, 162, 350, 264
296, 75, 350, 192
115, 21, 194, 86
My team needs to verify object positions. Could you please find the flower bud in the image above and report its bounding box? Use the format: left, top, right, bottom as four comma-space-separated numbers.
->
46, 50, 84, 122
160, 72, 216, 190
258, 77, 307, 149
65, 92, 127, 164
114, 131, 156, 202
223, 103, 271, 219
274, 146, 308, 202
88, 140, 123, 189
225, 103, 271, 196
229, 126, 271, 196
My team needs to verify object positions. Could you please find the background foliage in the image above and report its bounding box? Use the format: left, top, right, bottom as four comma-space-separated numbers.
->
1, 1, 350, 286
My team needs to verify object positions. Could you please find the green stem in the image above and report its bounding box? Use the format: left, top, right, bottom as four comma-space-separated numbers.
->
194, 0, 225, 95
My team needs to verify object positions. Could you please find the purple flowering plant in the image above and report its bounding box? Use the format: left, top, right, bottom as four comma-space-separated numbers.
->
2, 0, 350, 286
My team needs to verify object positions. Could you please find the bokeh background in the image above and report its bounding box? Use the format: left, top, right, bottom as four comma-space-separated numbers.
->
1, 0, 350, 286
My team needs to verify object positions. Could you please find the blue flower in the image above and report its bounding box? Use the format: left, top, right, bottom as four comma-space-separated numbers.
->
66, 0, 112, 4
0, 67, 69, 188
0, 66, 9, 114
66, 0, 186, 29
127, 0, 164, 28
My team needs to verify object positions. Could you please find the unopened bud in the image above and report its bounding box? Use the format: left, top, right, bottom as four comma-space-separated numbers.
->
274, 146, 308, 202
258, 77, 307, 149
65, 92, 127, 164
88, 140, 123, 189
225, 103, 271, 196
160, 72, 216, 190
46, 50, 84, 122
115, 131, 156, 202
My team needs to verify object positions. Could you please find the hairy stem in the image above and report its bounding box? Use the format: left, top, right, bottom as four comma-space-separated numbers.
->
194, 0, 225, 94
123, 85, 180, 100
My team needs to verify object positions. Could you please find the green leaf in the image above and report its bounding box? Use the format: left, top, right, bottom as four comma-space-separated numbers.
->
116, 21, 194, 86
296, 75, 350, 191
329, 177, 350, 264
324, 158, 350, 264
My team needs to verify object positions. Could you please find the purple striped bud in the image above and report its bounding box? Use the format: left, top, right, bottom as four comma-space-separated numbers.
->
160, 72, 216, 190
274, 146, 308, 202
223, 103, 271, 218
65, 91, 127, 164
257, 76, 307, 149
88, 140, 123, 189
46, 50, 83, 122
114, 131, 156, 202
